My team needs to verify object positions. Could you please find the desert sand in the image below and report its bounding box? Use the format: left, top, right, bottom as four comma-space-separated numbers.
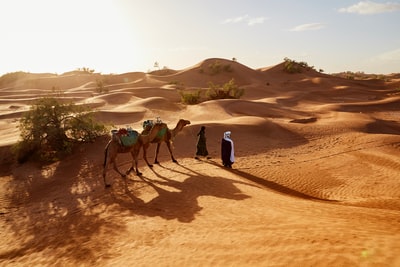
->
1, 58, 400, 266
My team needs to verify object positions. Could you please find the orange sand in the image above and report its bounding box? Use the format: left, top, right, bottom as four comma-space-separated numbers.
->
1, 58, 400, 266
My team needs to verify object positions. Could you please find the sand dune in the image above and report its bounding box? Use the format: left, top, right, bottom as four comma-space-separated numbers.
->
1, 58, 400, 266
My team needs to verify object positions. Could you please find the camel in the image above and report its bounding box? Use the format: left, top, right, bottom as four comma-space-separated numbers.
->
141, 118, 191, 167
102, 123, 165, 187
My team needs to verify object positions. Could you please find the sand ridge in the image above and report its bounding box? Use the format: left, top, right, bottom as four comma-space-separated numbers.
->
1, 58, 400, 266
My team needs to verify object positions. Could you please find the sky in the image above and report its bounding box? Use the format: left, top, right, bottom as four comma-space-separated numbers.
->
1, 0, 399, 76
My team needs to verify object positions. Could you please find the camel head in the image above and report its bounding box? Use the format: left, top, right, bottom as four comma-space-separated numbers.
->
170, 119, 191, 137
177, 119, 191, 128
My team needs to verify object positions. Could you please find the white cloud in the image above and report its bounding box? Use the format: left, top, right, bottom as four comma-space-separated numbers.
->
376, 48, 400, 61
248, 17, 266, 26
222, 15, 249, 24
222, 15, 267, 26
364, 48, 400, 73
289, 23, 325, 32
339, 1, 400, 15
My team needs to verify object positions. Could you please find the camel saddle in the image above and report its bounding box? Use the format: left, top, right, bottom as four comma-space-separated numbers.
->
142, 118, 166, 138
111, 128, 139, 147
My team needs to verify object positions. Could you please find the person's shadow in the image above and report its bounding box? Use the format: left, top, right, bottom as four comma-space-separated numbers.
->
204, 159, 339, 202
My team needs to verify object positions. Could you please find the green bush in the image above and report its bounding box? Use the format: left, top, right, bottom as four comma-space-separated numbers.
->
169, 80, 185, 90
96, 78, 109, 94
14, 97, 107, 163
179, 90, 202, 104
208, 60, 233, 75
206, 79, 244, 100
283, 57, 315, 73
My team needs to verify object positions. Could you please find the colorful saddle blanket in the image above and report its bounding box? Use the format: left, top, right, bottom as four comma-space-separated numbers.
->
142, 118, 167, 138
111, 128, 139, 147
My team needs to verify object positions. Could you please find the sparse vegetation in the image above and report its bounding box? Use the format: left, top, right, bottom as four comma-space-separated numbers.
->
206, 79, 244, 100
169, 80, 185, 90
76, 67, 95, 74
14, 97, 107, 163
179, 90, 202, 104
283, 57, 315, 73
332, 71, 392, 81
207, 60, 233, 75
179, 79, 244, 104
96, 78, 109, 94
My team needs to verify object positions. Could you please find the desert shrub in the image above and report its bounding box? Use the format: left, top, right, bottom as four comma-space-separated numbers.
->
208, 60, 233, 75
179, 90, 202, 104
77, 67, 95, 74
283, 58, 302, 73
14, 97, 107, 163
206, 79, 244, 100
169, 80, 185, 89
223, 64, 233, 72
283, 57, 315, 73
96, 78, 109, 94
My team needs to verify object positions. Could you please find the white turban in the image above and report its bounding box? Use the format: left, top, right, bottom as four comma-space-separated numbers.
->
223, 131, 234, 162
224, 131, 231, 139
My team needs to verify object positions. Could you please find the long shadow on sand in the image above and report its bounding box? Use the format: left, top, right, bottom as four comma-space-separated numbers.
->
204, 160, 338, 202
109, 161, 254, 223
0, 140, 124, 265
364, 118, 400, 135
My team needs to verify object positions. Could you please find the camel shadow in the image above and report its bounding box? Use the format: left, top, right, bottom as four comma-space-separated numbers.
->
110, 162, 251, 223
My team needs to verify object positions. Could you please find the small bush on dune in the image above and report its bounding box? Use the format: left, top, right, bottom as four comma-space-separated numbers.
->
14, 97, 107, 163
169, 80, 185, 90
283, 57, 315, 74
179, 90, 202, 104
96, 78, 109, 94
179, 79, 244, 104
206, 79, 244, 100
208, 60, 233, 75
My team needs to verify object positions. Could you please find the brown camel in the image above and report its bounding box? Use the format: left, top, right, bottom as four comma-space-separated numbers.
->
141, 119, 191, 167
103, 123, 164, 187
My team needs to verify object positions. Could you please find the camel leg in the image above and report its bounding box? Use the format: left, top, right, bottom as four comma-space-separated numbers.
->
165, 141, 178, 163
103, 143, 112, 187
126, 151, 134, 175
154, 143, 161, 164
127, 151, 142, 176
134, 150, 142, 176
110, 153, 126, 178
103, 159, 112, 188
142, 143, 153, 167
103, 154, 125, 186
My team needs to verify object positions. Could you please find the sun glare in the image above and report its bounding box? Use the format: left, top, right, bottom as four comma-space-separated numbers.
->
0, 0, 150, 75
